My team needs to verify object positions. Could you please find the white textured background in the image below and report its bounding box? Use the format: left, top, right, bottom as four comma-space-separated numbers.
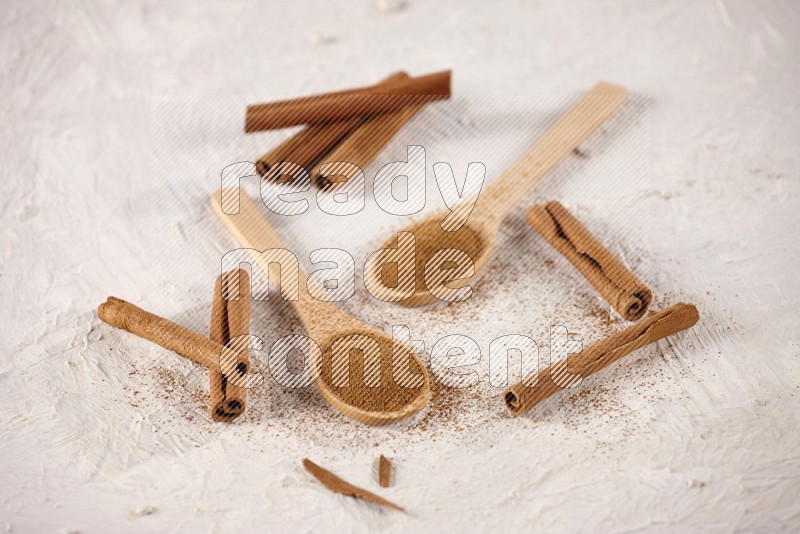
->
1, 0, 799, 532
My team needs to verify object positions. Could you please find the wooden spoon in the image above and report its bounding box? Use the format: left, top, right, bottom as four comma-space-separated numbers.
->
367, 81, 628, 308
212, 191, 431, 425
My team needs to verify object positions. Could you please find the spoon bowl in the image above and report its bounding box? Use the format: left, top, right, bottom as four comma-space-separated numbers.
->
369, 216, 496, 308
311, 327, 431, 425
213, 191, 431, 425
367, 81, 628, 307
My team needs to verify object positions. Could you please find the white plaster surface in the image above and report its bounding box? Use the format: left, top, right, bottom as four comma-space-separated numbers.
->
1, 0, 799, 532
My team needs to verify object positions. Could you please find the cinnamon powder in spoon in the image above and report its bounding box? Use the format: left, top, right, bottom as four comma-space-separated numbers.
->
381, 219, 485, 295
320, 334, 425, 413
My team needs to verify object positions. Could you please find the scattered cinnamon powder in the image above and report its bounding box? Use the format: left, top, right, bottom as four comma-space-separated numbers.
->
320, 333, 425, 412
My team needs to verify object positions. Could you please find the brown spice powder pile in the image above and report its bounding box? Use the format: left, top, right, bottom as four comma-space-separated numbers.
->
381, 220, 485, 293
320, 333, 426, 412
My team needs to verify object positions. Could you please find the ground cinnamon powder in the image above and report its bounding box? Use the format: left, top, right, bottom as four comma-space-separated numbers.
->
381, 220, 485, 293
320, 333, 425, 412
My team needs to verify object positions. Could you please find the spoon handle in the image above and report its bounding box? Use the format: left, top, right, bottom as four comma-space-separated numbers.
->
212, 190, 341, 328
478, 82, 627, 221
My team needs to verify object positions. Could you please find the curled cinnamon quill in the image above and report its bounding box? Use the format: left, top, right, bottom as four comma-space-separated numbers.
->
245, 70, 450, 132
98, 295, 250, 419
528, 201, 652, 321
302, 459, 404, 512
209, 269, 250, 422
255, 72, 410, 181
98, 297, 237, 370
311, 76, 427, 188
255, 119, 362, 180
504, 302, 700, 417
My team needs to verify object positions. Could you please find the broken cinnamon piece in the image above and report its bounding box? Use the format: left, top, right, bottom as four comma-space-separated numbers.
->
527, 201, 652, 321
504, 302, 700, 417
378, 455, 392, 488
302, 459, 404, 512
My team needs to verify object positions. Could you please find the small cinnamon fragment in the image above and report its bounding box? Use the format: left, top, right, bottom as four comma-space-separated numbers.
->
303, 459, 404, 512
209, 269, 250, 422
528, 201, 652, 321
255, 72, 410, 181
504, 302, 700, 417
245, 70, 450, 132
378, 455, 392, 488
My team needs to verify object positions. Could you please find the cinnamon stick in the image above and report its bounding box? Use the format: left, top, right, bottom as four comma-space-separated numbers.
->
209, 270, 250, 422
98, 297, 248, 381
303, 459, 404, 512
256, 72, 410, 180
378, 455, 392, 488
504, 302, 700, 417
225, 269, 251, 358
311, 83, 427, 188
209, 274, 231, 419
245, 70, 451, 132
528, 201, 652, 321
255, 119, 361, 179
225, 268, 250, 395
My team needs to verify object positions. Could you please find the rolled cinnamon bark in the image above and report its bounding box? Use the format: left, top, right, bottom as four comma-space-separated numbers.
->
209, 270, 250, 422
98, 297, 248, 382
225, 269, 250, 394
255, 119, 361, 179
255, 72, 410, 181
311, 83, 427, 188
504, 302, 700, 417
209, 275, 231, 419
245, 70, 450, 132
528, 201, 652, 321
